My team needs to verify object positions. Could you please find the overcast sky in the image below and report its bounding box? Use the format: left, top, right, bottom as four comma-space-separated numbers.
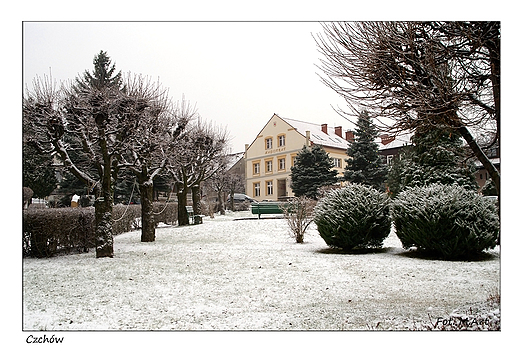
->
23, 21, 354, 153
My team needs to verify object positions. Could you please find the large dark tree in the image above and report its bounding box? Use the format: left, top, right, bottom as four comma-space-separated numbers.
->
290, 144, 338, 200
315, 21, 500, 196
387, 125, 477, 197
343, 111, 387, 191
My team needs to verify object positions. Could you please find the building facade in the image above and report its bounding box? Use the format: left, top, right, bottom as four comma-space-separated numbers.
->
244, 114, 351, 201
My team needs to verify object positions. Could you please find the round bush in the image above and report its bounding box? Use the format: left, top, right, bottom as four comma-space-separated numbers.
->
314, 184, 391, 250
391, 184, 499, 259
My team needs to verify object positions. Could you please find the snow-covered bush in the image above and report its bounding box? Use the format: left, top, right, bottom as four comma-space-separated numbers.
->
314, 184, 391, 250
392, 184, 499, 259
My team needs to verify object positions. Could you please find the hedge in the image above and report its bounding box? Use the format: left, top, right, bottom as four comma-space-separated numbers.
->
23, 202, 178, 258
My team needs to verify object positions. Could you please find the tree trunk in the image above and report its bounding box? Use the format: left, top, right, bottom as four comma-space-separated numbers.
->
192, 184, 202, 216
94, 186, 114, 258
216, 190, 225, 215
177, 183, 189, 226
139, 181, 155, 242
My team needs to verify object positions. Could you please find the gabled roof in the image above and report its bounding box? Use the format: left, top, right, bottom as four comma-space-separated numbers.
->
227, 152, 244, 169
282, 116, 350, 150
376, 133, 413, 151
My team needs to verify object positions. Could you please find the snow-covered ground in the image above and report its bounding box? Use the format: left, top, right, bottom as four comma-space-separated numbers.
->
23, 211, 500, 331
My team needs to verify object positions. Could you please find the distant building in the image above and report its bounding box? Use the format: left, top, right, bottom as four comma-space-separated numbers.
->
244, 114, 354, 201
377, 133, 412, 165
243, 113, 412, 201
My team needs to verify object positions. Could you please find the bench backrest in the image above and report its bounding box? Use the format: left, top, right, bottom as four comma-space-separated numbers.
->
186, 206, 193, 213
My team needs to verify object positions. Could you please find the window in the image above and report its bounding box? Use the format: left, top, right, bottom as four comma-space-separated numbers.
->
265, 137, 273, 149
332, 158, 342, 168
291, 155, 297, 167
278, 134, 286, 147
266, 181, 273, 195
278, 157, 286, 170
253, 162, 260, 175
254, 182, 261, 197
266, 160, 273, 173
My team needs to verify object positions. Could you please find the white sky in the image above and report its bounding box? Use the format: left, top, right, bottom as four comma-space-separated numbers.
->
23, 21, 353, 153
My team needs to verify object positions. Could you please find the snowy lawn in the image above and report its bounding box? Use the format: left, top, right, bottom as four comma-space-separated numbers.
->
23, 211, 500, 330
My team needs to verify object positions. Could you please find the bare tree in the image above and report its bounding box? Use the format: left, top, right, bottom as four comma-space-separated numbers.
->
315, 21, 500, 194
118, 76, 190, 242
23, 51, 182, 256
23, 68, 123, 258
282, 196, 317, 244
206, 171, 230, 215
226, 172, 245, 212
167, 119, 230, 225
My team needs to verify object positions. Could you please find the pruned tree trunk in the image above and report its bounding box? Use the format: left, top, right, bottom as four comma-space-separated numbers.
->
192, 184, 202, 216
177, 183, 189, 226
139, 180, 155, 242
94, 186, 114, 258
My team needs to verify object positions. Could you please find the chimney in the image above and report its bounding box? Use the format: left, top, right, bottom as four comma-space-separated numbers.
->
321, 124, 328, 134
380, 134, 395, 146
334, 126, 343, 138
345, 130, 354, 142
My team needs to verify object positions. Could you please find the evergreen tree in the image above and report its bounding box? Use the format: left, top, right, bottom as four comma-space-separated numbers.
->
22, 143, 58, 199
343, 111, 387, 191
290, 144, 338, 199
387, 125, 477, 197
75, 50, 123, 91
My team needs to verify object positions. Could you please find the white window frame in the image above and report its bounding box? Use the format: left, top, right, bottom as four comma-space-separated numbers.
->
278, 157, 286, 170
254, 182, 261, 197
266, 160, 273, 173
278, 134, 285, 147
266, 181, 273, 195
253, 162, 260, 175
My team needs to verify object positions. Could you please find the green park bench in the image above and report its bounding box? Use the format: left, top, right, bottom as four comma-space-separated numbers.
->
251, 202, 284, 219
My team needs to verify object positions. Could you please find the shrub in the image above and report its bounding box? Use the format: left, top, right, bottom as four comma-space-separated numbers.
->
282, 196, 317, 243
391, 184, 499, 259
23, 207, 95, 257
314, 184, 391, 250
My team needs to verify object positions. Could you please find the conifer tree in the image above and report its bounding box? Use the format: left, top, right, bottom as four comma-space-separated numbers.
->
387, 125, 477, 197
343, 111, 387, 191
290, 144, 338, 199
22, 143, 58, 199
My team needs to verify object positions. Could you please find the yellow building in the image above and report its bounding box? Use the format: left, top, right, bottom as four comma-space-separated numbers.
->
244, 113, 351, 201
